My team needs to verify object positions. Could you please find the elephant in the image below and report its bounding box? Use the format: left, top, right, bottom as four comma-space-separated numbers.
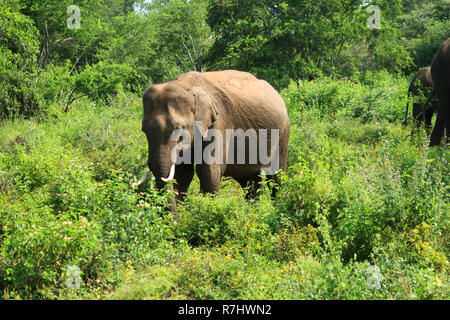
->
430, 38, 450, 146
403, 66, 438, 129
136, 70, 290, 221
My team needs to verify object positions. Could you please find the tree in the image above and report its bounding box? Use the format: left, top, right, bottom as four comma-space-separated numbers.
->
397, 0, 450, 73
205, 0, 370, 87
142, 0, 213, 82
18, 0, 135, 71
0, 0, 40, 118
204, 0, 414, 87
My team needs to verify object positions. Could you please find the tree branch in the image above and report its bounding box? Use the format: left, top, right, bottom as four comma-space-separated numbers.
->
175, 53, 190, 72
180, 34, 196, 71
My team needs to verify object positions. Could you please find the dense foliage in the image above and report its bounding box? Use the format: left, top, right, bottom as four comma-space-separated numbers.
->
0, 0, 449, 299
0, 2, 39, 118
1, 0, 449, 117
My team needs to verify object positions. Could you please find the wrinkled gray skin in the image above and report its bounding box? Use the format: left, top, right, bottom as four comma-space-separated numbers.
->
430, 38, 450, 146
403, 66, 438, 129
141, 70, 290, 220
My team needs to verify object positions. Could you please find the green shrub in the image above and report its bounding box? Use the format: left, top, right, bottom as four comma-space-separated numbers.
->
176, 192, 273, 250
34, 62, 74, 109
281, 72, 409, 124
0, 198, 103, 298
0, 143, 65, 193
90, 170, 174, 264
269, 225, 319, 262
0, 164, 174, 298
72, 62, 140, 105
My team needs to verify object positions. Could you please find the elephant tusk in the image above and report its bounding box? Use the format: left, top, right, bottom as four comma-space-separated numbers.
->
132, 171, 150, 187
161, 163, 175, 182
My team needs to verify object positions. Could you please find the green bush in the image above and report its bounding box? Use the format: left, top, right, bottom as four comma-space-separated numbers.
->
0, 164, 174, 298
34, 62, 74, 109
176, 191, 273, 253
281, 72, 409, 124
0, 143, 65, 193
0, 102, 175, 297
72, 62, 140, 104
0, 196, 103, 298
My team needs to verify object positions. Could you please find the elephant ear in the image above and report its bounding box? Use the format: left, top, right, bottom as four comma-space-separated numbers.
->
191, 86, 219, 137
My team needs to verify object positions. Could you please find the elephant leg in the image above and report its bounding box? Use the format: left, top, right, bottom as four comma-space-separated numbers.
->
173, 164, 194, 202
235, 172, 281, 200
430, 89, 449, 146
266, 173, 281, 198
157, 164, 194, 222
234, 173, 261, 200
424, 107, 434, 131
445, 126, 448, 145
412, 103, 422, 126
196, 164, 222, 194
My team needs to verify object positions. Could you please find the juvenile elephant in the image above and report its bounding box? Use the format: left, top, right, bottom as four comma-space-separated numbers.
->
137, 70, 290, 220
430, 38, 450, 146
403, 66, 438, 129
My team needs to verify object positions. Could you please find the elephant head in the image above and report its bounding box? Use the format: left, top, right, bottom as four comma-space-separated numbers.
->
138, 74, 221, 205
404, 66, 437, 128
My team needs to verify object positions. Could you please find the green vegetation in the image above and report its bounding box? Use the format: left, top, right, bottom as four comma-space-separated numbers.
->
0, 0, 449, 299
1, 73, 448, 299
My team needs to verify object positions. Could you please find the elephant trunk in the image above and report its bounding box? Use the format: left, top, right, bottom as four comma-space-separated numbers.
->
149, 149, 178, 222
147, 142, 170, 178
150, 159, 174, 187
